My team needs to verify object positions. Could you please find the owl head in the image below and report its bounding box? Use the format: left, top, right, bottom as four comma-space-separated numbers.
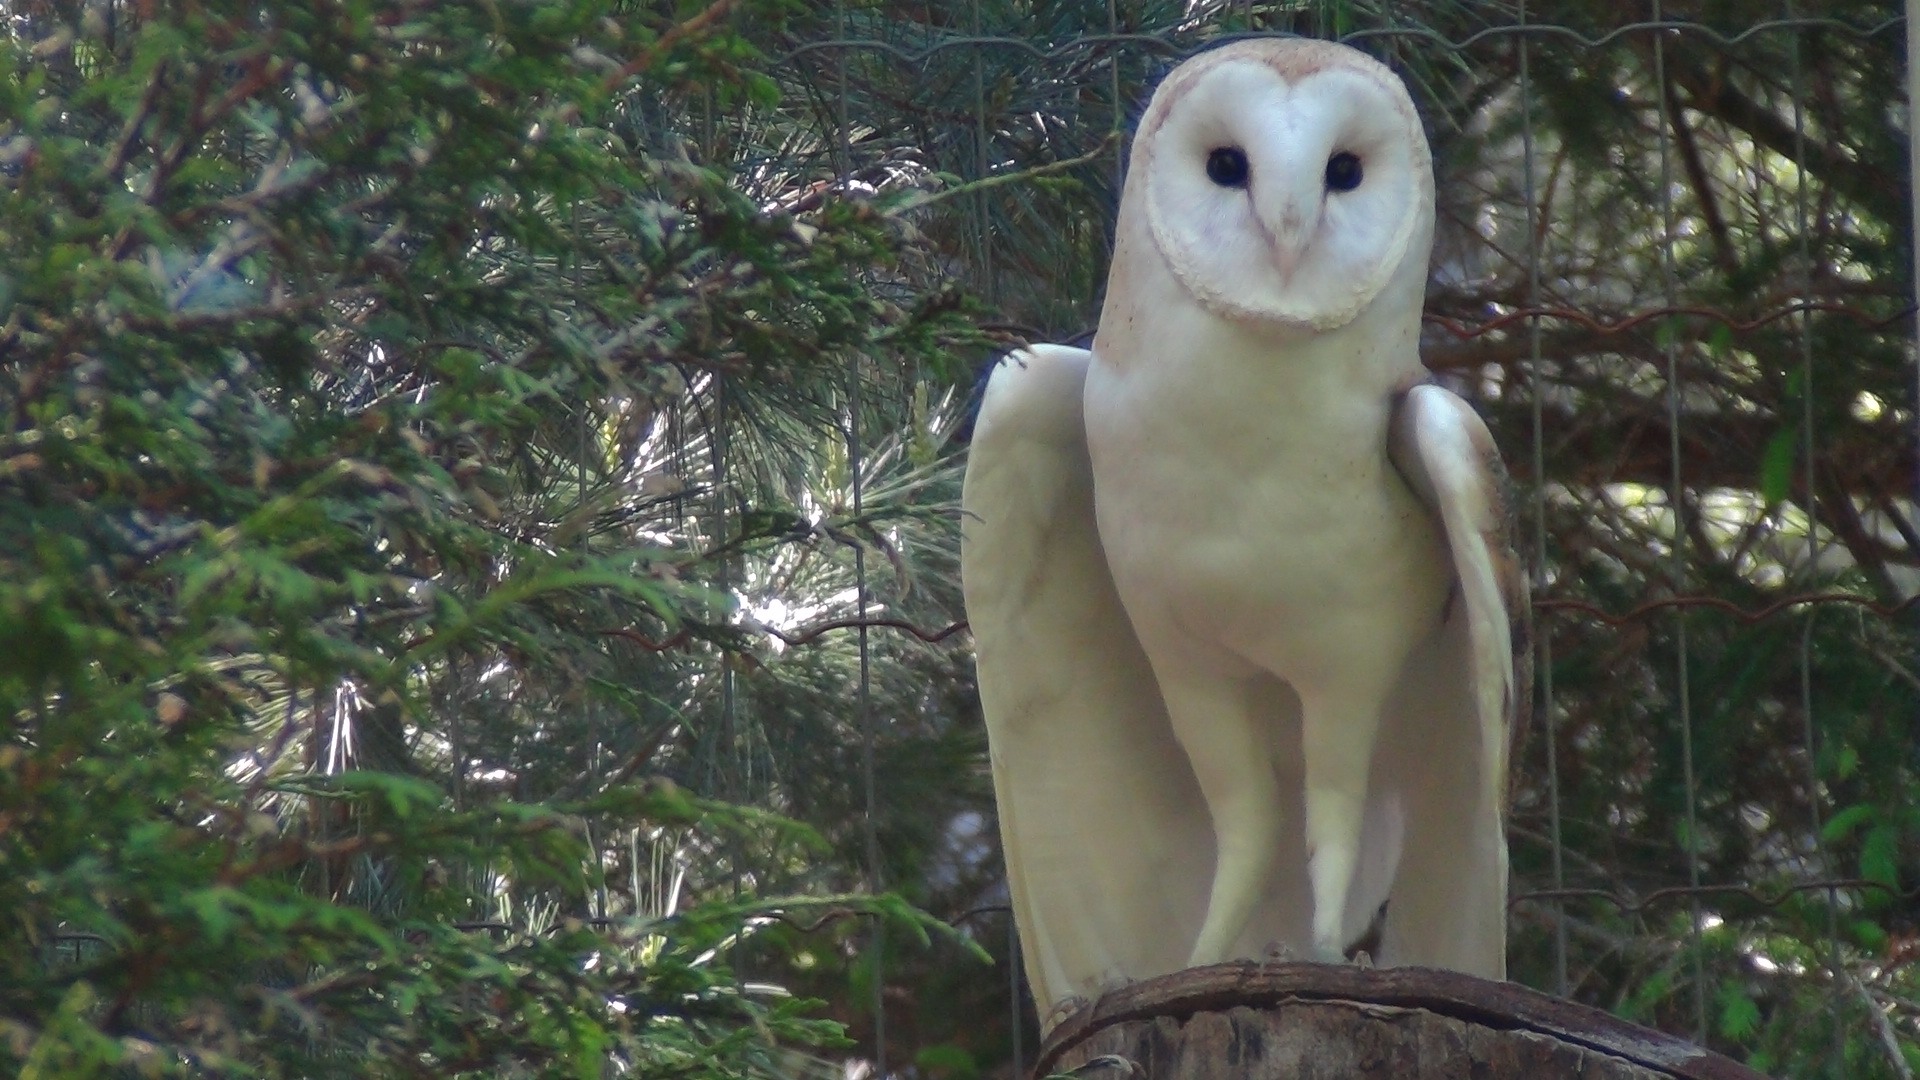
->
1127, 38, 1434, 332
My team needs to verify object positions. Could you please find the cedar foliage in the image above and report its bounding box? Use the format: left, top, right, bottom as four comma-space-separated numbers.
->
1, 1, 985, 1074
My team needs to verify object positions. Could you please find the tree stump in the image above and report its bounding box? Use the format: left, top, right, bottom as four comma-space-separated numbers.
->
1035, 962, 1770, 1080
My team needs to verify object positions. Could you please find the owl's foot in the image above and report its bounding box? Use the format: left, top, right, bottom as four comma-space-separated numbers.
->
1259, 941, 1304, 967
1341, 899, 1389, 966
1060, 1055, 1143, 1078
1043, 994, 1093, 1031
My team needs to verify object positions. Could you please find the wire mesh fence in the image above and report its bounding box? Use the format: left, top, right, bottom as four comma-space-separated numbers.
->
750, 3, 1920, 1076
7, 1, 1915, 1076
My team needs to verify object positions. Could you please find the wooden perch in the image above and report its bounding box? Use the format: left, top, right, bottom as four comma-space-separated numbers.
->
1034, 962, 1770, 1080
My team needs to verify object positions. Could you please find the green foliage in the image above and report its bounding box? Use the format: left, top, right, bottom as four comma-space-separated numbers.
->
0, 0, 984, 1074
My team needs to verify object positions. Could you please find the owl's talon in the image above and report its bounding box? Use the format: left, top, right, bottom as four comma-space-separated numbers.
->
1342, 899, 1388, 966
1062, 1055, 1144, 1078
1043, 994, 1094, 1030
1260, 940, 1302, 965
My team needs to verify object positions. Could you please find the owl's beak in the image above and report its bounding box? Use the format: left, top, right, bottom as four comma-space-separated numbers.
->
1262, 220, 1313, 283
1255, 177, 1318, 284
1271, 239, 1306, 282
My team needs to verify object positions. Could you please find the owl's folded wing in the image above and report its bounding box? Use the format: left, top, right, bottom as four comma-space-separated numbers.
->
1377, 381, 1531, 978
961, 345, 1215, 1027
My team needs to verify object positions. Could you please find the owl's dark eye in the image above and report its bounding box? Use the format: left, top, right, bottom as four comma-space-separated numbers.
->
1324, 151, 1364, 192
1205, 146, 1249, 188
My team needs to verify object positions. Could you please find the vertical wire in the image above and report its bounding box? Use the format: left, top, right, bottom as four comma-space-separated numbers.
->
850, 358, 884, 1078
982, 2, 1042, 1060
1017, 12, 1043, 1044
832, 4, 885, 1072
1905, 30, 1920, 1076
575, 202, 609, 921
318, 688, 333, 900
705, 88, 739, 811
1008, 917, 1022, 1079
1908, 0, 1920, 534
629, 826, 644, 921
1904, 8, 1920, 1073
702, 86, 744, 969
699, 79, 749, 979
665, 215, 688, 948
712, 373, 743, 970
963, 0, 1002, 1058
448, 666, 465, 812
1107, 0, 1123, 171
1105, 0, 1124, 315
1784, 11, 1847, 1074
1378, 0, 1401, 67
1517, 0, 1569, 998
665, 87, 688, 927
972, 0, 994, 307
1649, 4, 1710, 1044
663, 50, 687, 886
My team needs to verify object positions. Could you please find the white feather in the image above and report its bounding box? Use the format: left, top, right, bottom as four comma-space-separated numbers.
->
961, 345, 1214, 1026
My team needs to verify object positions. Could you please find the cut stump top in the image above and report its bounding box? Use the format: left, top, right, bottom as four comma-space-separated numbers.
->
1034, 962, 1770, 1080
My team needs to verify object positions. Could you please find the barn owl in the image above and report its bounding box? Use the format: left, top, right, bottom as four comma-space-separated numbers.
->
961, 38, 1526, 1027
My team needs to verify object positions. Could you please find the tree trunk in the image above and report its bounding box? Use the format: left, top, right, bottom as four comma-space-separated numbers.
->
1035, 962, 1770, 1080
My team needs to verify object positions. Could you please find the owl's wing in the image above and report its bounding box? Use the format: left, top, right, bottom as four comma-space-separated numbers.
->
961, 345, 1214, 1027
1377, 382, 1530, 978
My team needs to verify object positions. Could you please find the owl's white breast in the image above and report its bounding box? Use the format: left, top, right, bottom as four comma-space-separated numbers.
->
1084, 224, 1448, 692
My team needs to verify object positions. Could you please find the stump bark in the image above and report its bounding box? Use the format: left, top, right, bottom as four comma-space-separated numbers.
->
1035, 962, 1770, 1080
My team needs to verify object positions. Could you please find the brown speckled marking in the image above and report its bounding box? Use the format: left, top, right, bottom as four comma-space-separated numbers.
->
1481, 426, 1535, 813
1385, 376, 1534, 813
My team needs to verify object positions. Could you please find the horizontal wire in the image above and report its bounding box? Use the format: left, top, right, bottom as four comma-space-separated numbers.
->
776, 18, 1902, 67
37, 873, 1911, 946
603, 586, 1918, 656
1539, 591, 1920, 625
985, 300, 1909, 354
599, 615, 969, 653
1425, 301, 1915, 340
1512, 878, 1918, 915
